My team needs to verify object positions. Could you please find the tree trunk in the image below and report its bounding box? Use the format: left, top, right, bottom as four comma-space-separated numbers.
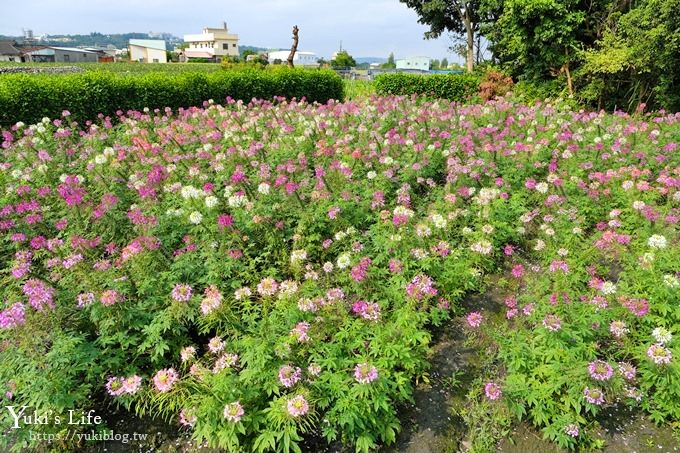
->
465, 15, 474, 73
564, 48, 573, 95
287, 26, 299, 68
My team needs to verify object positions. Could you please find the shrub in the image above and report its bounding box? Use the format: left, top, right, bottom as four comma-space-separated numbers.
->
479, 70, 514, 101
374, 73, 480, 101
0, 69, 344, 126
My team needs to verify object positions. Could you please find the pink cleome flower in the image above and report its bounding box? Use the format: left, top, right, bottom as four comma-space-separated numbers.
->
153, 368, 179, 392
171, 284, 193, 302
583, 387, 605, 405
223, 401, 244, 422
354, 363, 379, 384
587, 360, 614, 381
484, 382, 502, 400
286, 395, 309, 417
466, 311, 483, 328
278, 365, 302, 388
647, 343, 672, 365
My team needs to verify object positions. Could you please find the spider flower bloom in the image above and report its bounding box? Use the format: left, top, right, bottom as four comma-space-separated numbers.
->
207, 337, 225, 353
171, 284, 193, 302
484, 382, 502, 400
609, 320, 629, 338
647, 344, 672, 365
583, 387, 605, 405
542, 314, 562, 331
22, 279, 55, 310
278, 365, 302, 388
466, 311, 483, 328
153, 368, 179, 392
286, 395, 309, 417
180, 346, 197, 362
652, 327, 672, 345
105, 377, 125, 396
100, 289, 120, 307
200, 285, 222, 315
179, 408, 197, 427
588, 360, 614, 381
618, 362, 637, 380
256, 277, 278, 297
223, 401, 244, 422
0, 302, 25, 329
121, 375, 142, 394
354, 363, 378, 384
290, 321, 310, 343
647, 234, 667, 249
564, 424, 579, 438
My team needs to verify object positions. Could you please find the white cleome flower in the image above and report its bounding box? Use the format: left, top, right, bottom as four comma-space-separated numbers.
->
204, 196, 219, 209
189, 211, 203, 224
647, 234, 667, 249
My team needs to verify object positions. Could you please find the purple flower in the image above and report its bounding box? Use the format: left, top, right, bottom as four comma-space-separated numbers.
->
0, 303, 25, 329
22, 279, 55, 311
354, 363, 379, 384
583, 387, 605, 405
647, 344, 672, 365
542, 314, 561, 331
278, 365, 302, 388
171, 284, 193, 302
466, 311, 483, 328
484, 382, 502, 400
564, 424, 579, 438
587, 360, 613, 381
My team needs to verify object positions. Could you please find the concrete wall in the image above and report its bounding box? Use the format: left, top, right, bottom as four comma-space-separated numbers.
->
54, 49, 98, 63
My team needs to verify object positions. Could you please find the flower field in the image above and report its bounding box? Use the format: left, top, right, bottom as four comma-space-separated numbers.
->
0, 95, 678, 452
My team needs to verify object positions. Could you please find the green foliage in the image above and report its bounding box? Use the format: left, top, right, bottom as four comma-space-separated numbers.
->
576, 0, 680, 112
330, 51, 356, 69
0, 69, 344, 126
374, 73, 480, 101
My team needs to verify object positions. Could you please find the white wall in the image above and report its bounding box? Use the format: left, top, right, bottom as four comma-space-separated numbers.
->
130, 45, 167, 63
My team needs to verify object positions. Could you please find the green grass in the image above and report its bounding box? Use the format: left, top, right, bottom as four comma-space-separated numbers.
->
343, 79, 376, 100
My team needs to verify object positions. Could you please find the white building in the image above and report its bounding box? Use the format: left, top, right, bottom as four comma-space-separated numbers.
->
267, 50, 319, 67
396, 56, 431, 71
129, 39, 167, 63
183, 22, 239, 61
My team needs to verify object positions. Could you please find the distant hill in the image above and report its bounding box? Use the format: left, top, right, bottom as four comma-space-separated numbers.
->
355, 57, 387, 64
0, 32, 180, 50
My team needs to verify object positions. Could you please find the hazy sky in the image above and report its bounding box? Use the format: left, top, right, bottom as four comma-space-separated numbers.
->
1, 0, 462, 61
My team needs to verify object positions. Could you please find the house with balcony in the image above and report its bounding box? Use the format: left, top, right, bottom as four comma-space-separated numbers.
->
183, 22, 239, 62
128, 39, 167, 63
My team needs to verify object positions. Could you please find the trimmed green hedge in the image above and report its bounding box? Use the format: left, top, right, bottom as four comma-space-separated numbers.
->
0, 69, 344, 126
374, 73, 480, 102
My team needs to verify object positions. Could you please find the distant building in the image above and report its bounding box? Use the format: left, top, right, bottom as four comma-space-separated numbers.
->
0, 41, 22, 62
396, 56, 431, 71
183, 22, 239, 61
128, 39, 167, 63
24, 46, 98, 63
267, 50, 318, 67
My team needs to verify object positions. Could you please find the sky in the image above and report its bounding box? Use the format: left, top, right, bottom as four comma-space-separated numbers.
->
0, 0, 462, 62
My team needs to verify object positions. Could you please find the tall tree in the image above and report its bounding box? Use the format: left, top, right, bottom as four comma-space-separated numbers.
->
330, 51, 356, 69
441, 57, 449, 69
399, 0, 484, 72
